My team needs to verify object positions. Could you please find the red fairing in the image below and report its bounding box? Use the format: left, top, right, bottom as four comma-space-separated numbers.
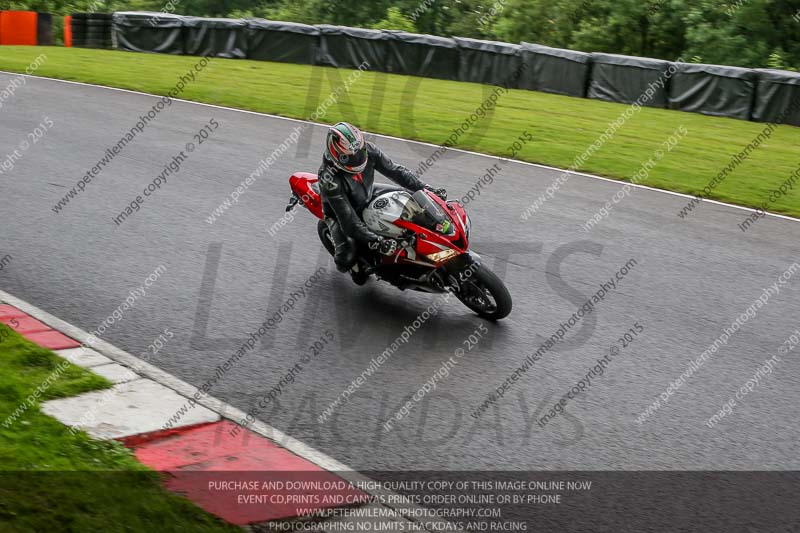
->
436, 195, 470, 247
289, 172, 324, 220
390, 192, 470, 265
447, 201, 469, 235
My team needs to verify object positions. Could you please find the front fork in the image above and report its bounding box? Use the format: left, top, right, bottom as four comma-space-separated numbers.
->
442, 251, 482, 289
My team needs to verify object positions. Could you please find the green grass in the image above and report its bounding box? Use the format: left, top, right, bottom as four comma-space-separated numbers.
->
0, 324, 237, 532
1, 46, 799, 217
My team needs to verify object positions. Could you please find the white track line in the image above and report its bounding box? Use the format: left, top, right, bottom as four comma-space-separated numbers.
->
2, 69, 797, 224
0, 288, 460, 532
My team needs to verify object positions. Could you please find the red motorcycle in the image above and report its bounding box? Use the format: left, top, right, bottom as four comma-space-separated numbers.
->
286, 173, 512, 320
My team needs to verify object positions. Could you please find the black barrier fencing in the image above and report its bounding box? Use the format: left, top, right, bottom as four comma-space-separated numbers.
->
454, 37, 522, 87
36, 13, 54, 46
183, 17, 247, 59
587, 53, 672, 108
752, 69, 800, 126
519, 43, 591, 98
68, 11, 797, 127
246, 20, 318, 65
384, 30, 459, 80
71, 12, 113, 49
112, 12, 184, 54
669, 62, 756, 120
316, 25, 390, 70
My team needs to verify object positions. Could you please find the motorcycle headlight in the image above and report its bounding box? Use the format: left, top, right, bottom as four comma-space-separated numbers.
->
464, 214, 472, 240
426, 249, 458, 262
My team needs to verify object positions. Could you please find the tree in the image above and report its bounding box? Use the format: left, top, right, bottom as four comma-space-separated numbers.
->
680, 0, 770, 67
372, 6, 416, 32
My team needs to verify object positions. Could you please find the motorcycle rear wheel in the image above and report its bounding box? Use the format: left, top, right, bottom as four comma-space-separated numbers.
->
455, 264, 512, 320
317, 220, 335, 257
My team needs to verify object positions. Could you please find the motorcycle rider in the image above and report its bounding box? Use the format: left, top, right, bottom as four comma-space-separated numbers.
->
318, 122, 447, 282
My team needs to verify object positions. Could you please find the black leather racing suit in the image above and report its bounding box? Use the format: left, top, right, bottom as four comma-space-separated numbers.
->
318, 141, 426, 272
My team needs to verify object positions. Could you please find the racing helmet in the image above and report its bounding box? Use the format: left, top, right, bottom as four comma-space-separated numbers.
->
325, 122, 368, 174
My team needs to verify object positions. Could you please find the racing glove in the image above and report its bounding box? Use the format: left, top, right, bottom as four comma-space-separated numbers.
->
368, 237, 400, 256
424, 184, 448, 200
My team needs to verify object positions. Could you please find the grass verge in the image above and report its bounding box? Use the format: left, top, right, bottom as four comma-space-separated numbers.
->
0, 324, 236, 532
0, 46, 798, 217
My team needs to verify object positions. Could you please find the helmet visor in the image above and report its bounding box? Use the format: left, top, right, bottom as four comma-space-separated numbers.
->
336, 147, 368, 173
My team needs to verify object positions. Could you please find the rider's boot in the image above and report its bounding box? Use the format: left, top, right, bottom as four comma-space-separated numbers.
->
350, 263, 370, 286
327, 218, 357, 273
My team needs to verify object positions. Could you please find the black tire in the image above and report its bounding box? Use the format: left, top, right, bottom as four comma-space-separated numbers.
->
317, 220, 335, 257
86, 20, 110, 27
455, 264, 512, 320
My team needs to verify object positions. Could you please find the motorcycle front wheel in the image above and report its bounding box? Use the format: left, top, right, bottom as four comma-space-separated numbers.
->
454, 264, 512, 320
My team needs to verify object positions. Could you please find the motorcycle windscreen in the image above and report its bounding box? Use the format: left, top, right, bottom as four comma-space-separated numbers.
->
401, 190, 456, 236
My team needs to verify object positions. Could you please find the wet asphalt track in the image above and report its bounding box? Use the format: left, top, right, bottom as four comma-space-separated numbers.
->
1, 72, 799, 472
